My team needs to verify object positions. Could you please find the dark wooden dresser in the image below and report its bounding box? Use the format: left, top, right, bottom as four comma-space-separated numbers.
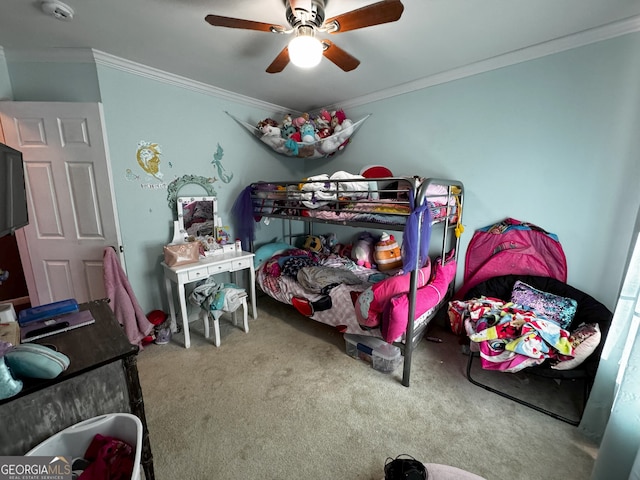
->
0, 298, 155, 480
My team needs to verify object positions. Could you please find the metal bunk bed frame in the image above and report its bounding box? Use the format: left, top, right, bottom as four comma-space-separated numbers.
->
250, 176, 464, 387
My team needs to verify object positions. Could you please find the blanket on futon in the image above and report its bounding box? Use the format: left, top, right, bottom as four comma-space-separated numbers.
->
454, 297, 574, 373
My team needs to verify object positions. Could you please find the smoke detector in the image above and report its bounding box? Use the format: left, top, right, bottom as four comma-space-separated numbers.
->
41, 1, 74, 21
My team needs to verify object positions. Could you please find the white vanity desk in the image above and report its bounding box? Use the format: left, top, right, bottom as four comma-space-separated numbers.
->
162, 250, 257, 348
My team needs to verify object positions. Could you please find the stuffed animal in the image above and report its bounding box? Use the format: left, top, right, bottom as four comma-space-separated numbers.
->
351, 231, 377, 268
261, 124, 281, 137
281, 124, 296, 139
322, 233, 337, 253
261, 130, 286, 150
316, 127, 332, 139
303, 233, 336, 255
300, 123, 317, 143
285, 138, 299, 156
292, 113, 309, 128
303, 235, 324, 253
333, 243, 353, 259
374, 232, 403, 271
315, 109, 331, 129
257, 118, 279, 129
317, 133, 342, 155
331, 109, 347, 131
336, 118, 353, 141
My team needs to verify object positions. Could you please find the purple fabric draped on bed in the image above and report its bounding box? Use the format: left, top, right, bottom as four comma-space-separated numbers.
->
402, 189, 432, 273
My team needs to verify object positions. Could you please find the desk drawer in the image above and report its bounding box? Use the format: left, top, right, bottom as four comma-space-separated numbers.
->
207, 262, 232, 275
187, 268, 209, 281
231, 258, 252, 271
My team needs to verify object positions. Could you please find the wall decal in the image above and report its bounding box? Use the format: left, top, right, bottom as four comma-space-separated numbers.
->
136, 141, 165, 181
166, 174, 217, 210
125, 168, 140, 181
211, 143, 233, 184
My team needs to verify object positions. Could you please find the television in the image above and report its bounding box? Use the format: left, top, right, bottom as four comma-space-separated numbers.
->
0, 142, 29, 238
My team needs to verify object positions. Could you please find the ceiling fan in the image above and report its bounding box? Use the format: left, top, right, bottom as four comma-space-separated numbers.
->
204, 0, 404, 73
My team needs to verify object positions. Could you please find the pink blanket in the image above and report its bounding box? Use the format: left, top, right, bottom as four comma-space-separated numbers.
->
103, 248, 154, 348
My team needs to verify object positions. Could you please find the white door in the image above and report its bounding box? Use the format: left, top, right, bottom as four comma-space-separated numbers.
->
0, 102, 122, 306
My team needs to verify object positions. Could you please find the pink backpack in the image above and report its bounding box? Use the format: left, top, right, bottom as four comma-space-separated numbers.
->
456, 218, 567, 299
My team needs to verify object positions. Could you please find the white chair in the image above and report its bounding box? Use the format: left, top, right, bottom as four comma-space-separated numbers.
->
202, 295, 248, 347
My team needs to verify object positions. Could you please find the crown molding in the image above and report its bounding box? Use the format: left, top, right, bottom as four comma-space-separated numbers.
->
328, 14, 640, 111
1, 46, 291, 113
2, 13, 638, 113
92, 50, 291, 113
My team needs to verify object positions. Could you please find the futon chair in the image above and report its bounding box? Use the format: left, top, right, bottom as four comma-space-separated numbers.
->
462, 274, 613, 425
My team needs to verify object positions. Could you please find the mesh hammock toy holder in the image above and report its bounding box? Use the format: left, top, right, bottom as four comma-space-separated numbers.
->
226, 111, 370, 159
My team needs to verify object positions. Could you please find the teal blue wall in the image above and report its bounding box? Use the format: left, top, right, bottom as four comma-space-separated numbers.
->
95, 64, 302, 312
319, 33, 640, 311
6, 54, 101, 102
0, 50, 12, 100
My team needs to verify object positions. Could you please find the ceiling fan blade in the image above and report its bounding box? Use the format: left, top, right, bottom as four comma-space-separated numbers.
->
266, 47, 290, 74
321, 40, 360, 72
325, 0, 404, 33
205, 14, 284, 33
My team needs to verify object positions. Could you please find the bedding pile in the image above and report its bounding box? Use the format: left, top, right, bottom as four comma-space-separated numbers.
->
451, 278, 604, 373
451, 297, 574, 373
256, 242, 456, 343
251, 173, 458, 226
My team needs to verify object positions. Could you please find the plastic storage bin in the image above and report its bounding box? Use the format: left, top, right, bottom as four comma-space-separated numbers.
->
26, 413, 143, 480
344, 333, 402, 373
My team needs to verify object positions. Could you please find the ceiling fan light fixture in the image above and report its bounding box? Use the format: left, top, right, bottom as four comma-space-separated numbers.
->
288, 26, 323, 69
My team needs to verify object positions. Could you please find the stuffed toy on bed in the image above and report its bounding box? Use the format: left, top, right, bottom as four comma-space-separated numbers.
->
351, 231, 377, 268
374, 232, 403, 271
303, 233, 336, 255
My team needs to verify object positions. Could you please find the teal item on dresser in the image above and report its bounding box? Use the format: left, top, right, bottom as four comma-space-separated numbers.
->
0, 356, 22, 399
5, 343, 70, 379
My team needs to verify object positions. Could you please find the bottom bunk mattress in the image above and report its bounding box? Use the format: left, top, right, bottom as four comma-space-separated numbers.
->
255, 245, 457, 343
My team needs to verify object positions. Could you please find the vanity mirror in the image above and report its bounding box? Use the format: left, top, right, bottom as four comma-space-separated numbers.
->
177, 196, 218, 241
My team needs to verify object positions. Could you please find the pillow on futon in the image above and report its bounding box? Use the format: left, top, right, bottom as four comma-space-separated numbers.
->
552, 323, 601, 370
510, 280, 577, 329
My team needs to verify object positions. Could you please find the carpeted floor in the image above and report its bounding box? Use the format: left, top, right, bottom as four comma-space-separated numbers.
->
136, 295, 597, 480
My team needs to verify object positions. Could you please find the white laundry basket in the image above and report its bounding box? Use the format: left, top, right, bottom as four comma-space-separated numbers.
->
26, 413, 143, 480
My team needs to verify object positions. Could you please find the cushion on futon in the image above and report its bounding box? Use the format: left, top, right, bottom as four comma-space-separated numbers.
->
552, 323, 601, 370
463, 275, 612, 377
510, 280, 578, 329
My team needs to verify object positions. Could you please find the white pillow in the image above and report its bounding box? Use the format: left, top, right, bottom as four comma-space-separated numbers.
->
551, 323, 601, 370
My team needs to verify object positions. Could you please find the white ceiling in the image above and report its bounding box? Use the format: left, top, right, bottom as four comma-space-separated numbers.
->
1, 0, 639, 112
